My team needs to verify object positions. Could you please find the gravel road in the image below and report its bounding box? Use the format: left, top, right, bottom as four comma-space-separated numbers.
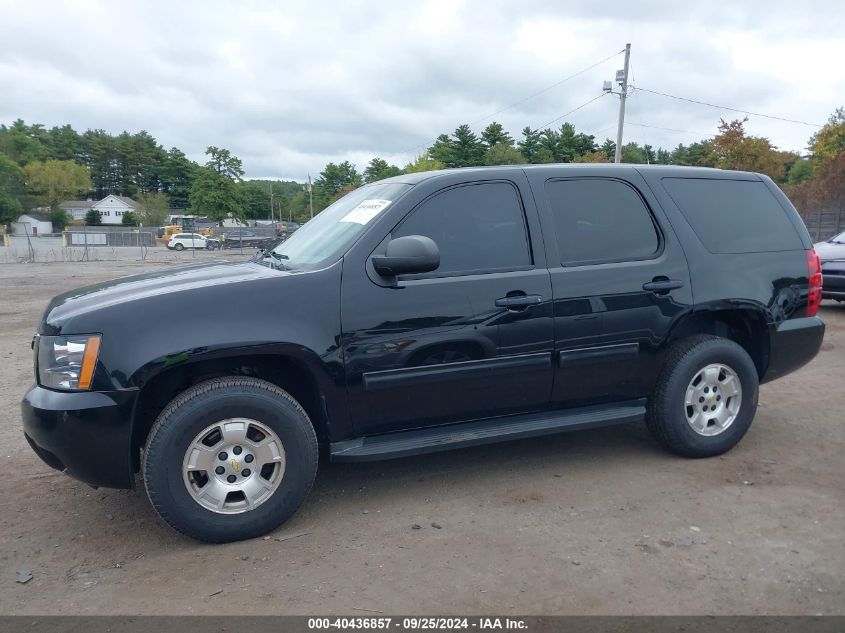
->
1, 260, 842, 615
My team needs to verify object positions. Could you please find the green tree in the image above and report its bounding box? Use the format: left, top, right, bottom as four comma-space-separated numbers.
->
159, 148, 198, 208
621, 142, 648, 164
809, 107, 845, 161
484, 143, 526, 165
670, 141, 716, 167
205, 146, 244, 180
0, 119, 51, 165
189, 167, 245, 222
363, 157, 402, 183
49, 208, 70, 230
600, 139, 616, 160
517, 127, 542, 163
237, 180, 274, 221
46, 124, 81, 162
137, 191, 170, 226
428, 125, 485, 168
313, 161, 362, 206
0, 190, 22, 226
84, 209, 102, 226
403, 154, 445, 173
481, 122, 513, 148
121, 211, 138, 226
0, 154, 27, 209
24, 159, 92, 207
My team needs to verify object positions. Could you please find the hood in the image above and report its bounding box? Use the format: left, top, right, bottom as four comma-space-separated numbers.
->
814, 240, 845, 263
42, 260, 281, 328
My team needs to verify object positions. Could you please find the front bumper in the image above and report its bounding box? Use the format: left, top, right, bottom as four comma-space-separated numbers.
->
21, 385, 138, 489
762, 316, 825, 383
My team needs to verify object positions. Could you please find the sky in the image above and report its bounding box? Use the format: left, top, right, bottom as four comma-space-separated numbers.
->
1, 0, 844, 181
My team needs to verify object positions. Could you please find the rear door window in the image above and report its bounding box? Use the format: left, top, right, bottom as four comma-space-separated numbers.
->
545, 178, 660, 265
661, 178, 802, 253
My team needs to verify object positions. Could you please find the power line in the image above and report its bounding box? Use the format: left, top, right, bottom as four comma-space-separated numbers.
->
636, 87, 824, 127
627, 121, 713, 136
402, 48, 625, 156
470, 48, 625, 125
534, 93, 609, 130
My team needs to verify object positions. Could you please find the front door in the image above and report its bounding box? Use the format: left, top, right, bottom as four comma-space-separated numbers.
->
341, 173, 554, 436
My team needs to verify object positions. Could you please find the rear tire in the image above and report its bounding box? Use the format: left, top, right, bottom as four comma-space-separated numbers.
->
646, 335, 759, 458
142, 377, 318, 543
174, 243, 184, 251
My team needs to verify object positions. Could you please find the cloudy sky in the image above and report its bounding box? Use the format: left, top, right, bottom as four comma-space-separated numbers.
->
1, 0, 843, 180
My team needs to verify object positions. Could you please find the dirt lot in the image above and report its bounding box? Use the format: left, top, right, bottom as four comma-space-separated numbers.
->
0, 260, 843, 615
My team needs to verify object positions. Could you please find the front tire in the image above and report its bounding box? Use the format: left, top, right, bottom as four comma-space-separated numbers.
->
646, 335, 759, 458
142, 377, 318, 543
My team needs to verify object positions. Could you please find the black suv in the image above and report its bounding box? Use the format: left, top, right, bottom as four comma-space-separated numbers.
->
22, 165, 825, 542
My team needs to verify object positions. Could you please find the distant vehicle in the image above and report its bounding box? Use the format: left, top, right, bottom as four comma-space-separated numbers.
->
167, 233, 220, 251
22, 164, 825, 543
223, 230, 274, 250
821, 259, 845, 301
814, 230, 845, 263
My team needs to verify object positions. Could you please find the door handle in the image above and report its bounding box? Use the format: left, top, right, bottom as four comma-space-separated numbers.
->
495, 294, 543, 308
642, 278, 684, 294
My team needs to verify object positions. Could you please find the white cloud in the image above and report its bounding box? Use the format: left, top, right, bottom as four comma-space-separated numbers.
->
1, 0, 843, 179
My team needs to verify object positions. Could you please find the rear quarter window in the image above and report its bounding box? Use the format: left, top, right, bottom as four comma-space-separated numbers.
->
661, 177, 802, 253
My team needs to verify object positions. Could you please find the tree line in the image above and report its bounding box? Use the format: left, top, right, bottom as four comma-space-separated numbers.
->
1, 107, 843, 230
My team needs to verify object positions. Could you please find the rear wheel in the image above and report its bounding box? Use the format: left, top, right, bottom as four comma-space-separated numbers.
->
174, 243, 184, 251
142, 377, 318, 542
646, 335, 759, 458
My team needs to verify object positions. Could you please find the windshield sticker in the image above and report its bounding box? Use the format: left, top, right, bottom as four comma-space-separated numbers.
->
339, 199, 392, 225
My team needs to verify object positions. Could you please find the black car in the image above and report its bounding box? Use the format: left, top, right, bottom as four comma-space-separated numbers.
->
22, 165, 825, 542
821, 259, 845, 301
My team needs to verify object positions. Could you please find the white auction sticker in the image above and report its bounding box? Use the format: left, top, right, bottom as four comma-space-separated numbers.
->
339, 199, 392, 225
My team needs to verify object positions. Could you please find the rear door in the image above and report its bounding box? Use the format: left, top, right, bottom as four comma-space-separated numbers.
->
341, 171, 555, 436
527, 167, 693, 407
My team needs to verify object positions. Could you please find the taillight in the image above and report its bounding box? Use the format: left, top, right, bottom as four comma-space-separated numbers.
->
806, 249, 822, 317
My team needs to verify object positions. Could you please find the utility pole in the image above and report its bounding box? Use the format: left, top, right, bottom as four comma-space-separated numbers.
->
307, 175, 314, 219
268, 182, 274, 223
614, 43, 631, 164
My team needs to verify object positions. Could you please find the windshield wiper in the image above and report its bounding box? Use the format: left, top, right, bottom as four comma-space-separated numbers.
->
264, 251, 296, 271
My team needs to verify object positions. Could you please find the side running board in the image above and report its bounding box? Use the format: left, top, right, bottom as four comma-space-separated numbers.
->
330, 400, 645, 462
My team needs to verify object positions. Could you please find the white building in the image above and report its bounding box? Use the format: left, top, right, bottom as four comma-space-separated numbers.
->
60, 195, 140, 225
13, 212, 53, 236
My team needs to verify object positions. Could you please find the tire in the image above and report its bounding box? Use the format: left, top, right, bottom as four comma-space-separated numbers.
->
174, 243, 184, 251
646, 335, 759, 458
206, 242, 215, 250
142, 377, 318, 543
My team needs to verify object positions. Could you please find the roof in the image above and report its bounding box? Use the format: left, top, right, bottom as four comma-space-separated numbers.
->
18, 212, 51, 222
60, 195, 140, 210
378, 163, 758, 185
115, 195, 139, 209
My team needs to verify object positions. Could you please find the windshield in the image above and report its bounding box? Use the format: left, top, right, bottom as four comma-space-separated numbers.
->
263, 182, 411, 270
829, 231, 845, 243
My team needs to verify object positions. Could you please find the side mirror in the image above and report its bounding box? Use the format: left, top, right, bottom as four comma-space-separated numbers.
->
372, 235, 440, 277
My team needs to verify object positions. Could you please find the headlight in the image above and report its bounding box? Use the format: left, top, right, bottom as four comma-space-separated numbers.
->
37, 335, 101, 390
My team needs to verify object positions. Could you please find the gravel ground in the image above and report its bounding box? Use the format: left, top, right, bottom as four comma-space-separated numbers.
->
0, 260, 843, 615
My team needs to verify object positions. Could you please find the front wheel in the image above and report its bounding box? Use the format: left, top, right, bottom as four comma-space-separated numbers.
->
646, 335, 759, 458
142, 377, 318, 543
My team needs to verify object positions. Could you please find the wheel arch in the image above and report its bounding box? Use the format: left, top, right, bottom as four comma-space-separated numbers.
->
129, 348, 333, 476
667, 306, 770, 378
